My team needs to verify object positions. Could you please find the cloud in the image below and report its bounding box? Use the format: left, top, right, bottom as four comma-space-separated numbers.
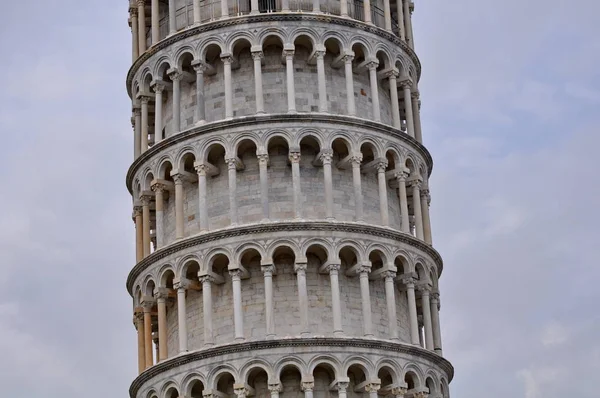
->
541, 321, 568, 347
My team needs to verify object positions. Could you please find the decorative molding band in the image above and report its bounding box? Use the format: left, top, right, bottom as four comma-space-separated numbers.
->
126, 221, 444, 294
129, 337, 453, 397
126, 13, 421, 97
125, 113, 434, 193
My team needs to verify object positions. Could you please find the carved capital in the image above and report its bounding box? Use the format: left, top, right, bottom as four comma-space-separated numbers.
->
226, 158, 238, 170
342, 54, 354, 64
261, 265, 275, 276
358, 265, 371, 275
234, 387, 247, 398
319, 149, 334, 165
394, 171, 410, 182
167, 69, 182, 82
314, 50, 326, 59
350, 154, 363, 165
192, 60, 209, 73
410, 179, 422, 190
133, 206, 143, 217
376, 160, 388, 173
151, 182, 166, 194
401, 277, 416, 287
288, 151, 301, 163
257, 153, 269, 165
140, 194, 152, 206
399, 80, 413, 89
327, 263, 341, 273
382, 270, 397, 279
431, 292, 441, 302
294, 263, 307, 273
268, 384, 282, 394
391, 387, 408, 396
172, 173, 184, 184
194, 163, 208, 176
413, 393, 428, 398
173, 278, 190, 290
136, 0, 146, 6
151, 80, 166, 94
199, 275, 215, 285
336, 381, 349, 392
251, 51, 264, 61
229, 269, 242, 279
133, 107, 141, 117
385, 69, 400, 79
129, 7, 138, 16
221, 55, 234, 65
139, 95, 151, 105
411, 90, 420, 100
283, 49, 295, 59
364, 383, 381, 393
301, 382, 314, 392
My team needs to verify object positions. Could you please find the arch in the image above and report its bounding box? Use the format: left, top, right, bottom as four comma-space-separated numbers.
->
376, 359, 401, 385
232, 133, 261, 156
174, 46, 197, 70
240, 359, 274, 384
329, 131, 357, 155
145, 389, 159, 398
308, 355, 341, 378
414, 261, 429, 283
208, 365, 238, 391
425, 373, 439, 395
349, 38, 373, 62
143, 276, 156, 297
181, 373, 206, 397
266, 240, 301, 264
359, 139, 383, 163
133, 284, 142, 306
274, 356, 307, 380
321, 31, 349, 53
366, 243, 393, 268
402, 364, 424, 389
200, 139, 229, 164
367, 246, 389, 271
154, 56, 173, 80
198, 40, 226, 64
258, 29, 287, 48
393, 251, 413, 275
142, 169, 155, 192
235, 242, 266, 267
440, 378, 450, 398
385, 147, 402, 172
291, 31, 316, 54
157, 157, 175, 180
264, 130, 293, 151
404, 154, 418, 174
174, 146, 198, 171
140, 67, 154, 92
160, 381, 180, 398
336, 241, 365, 266
375, 47, 393, 70
302, 239, 333, 265
228, 33, 255, 56
393, 55, 410, 77
204, 248, 232, 273
343, 356, 375, 380
296, 129, 325, 152
177, 254, 202, 279
158, 265, 176, 288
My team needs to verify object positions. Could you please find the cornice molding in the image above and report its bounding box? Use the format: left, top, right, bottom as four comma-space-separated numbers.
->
126, 13, 421, 97
125, 113, 434, 193
126, 221, 444, 294
129, 337, 453, 398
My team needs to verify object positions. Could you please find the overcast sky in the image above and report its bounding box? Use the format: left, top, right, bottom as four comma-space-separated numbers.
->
0, 0, 598, 397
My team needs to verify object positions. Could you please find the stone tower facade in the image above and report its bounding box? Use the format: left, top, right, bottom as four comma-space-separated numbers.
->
125, 1, 452, 398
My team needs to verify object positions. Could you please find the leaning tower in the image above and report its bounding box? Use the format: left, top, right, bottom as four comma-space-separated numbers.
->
126, 0, 452, 397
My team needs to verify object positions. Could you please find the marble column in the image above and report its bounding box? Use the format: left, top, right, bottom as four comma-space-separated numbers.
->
328, 264, 343, 336
295, 263, 309, 336
302, 382, 314, 398
262, 265, 275, 337
251, 0, 259, 14
420, 287, 434, 350
388, 70, 401, 129
192, 61, 207, 124
383, 270, 399, 340
363, 0, 372, 23
395, 171, 410, 234
431, 293, 443, 355
358, 265, 373, 337
155, 290, 168, 361
193, 0, 201, 24
396, 0, 405, 40
343, 55, 356, 116
403, 277, 420, 345
226, 158, 238, 225
412, 90, 423, 143
320, 150, 334, 220
392, 387, 408, 398
312, 0, 321, 13
336, 382, 349, 398
168, 0, 176, 35
133, 106, 141, 158
365, 383, 381, 398
195, 164, 209, 232
230, 269, 244, 340
268, 384, 282, 398
411, 180, 424, 240
284, 49, 296, 113
137, 0, 146, 54
151, 81, 165, 143
222, 55, 233, 119
141, 195, 151, 258
200, 275, 214, 346
252, 51, 265, 114
403, 0, 413, 48
289, 151, 302, 219
367, 61, 381, 122
168, 69, 182, 133
172, 173, 185, 239
142, 301, 153, 368
351, 154, 363, 221
221, 0, 229, 18
421, 188, 432, 244
135, 311, 145, 373
174, 279, 188, 352
151, 0, 159, 44
258, 154, 270, 221
134, 206, 143, 263
383, 0, 392, 31
315, 50, 327, 112
130, 9, 139, 61
401, 80, 415, 138
340, 0, 348, 17
151, 184, 165, 248
377, 161, 389, 226
140, 95, 150, 153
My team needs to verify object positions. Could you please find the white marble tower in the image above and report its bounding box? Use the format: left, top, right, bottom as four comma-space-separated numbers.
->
125, 0, 452, 397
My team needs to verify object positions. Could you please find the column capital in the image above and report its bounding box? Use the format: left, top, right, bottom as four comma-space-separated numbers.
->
417, 284, 431, 295
391, 386, 408, 396
151, 79, 167, 94
194, 163, 208, 176
399, 78, 413, 89
409, 178, 423, 190
301, 381, 314, 392
411, 89, 421, 99
129, 7, 138, 16
229, 269, 243, 280
136, 0, 146, 6
233, 387, 248, 398
350, 153, 363, 165
199, 274, 215, 284
327, 263, 341, 273
376, 160, 388, 173
257, 153, 269, 165
140, 194, 153, 206
226, 157, 239, 170
364, 383, 381, 393
191, 60, 210, 73
431, 292, 440, 302
401, 276, 416, 286
335, 381, 349, 391
133, 107, 142, 116
385, 68, 400, 79
173, 278, 191, 290
141, 299, 155, 311
283, 49, 295, 59
133, 205, 143, 217
294, 262, 307, 273
171, 173, 185, 184
394, 170, 410, 182
319, 149, 334, 165
413, 393, 428, 398
357, 265, 372, 275
251, 50, 264, 61
382, 270, 397, 279
288, 151, 301, 163
366, 60, 379, 71
261, 265, 275, 276
221, 54, 234, 65
314, 50, 326, 59
151, 182, 167, 194
139, 94, 151, 105
167, 67, 182, 81
154, 287, 170, 300
268, 383, 282, 393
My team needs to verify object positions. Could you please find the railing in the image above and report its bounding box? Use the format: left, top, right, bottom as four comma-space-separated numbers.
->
148, 0, 400, 45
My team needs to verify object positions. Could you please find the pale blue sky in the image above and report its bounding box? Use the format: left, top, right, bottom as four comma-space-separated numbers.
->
0, 1, 598, 397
